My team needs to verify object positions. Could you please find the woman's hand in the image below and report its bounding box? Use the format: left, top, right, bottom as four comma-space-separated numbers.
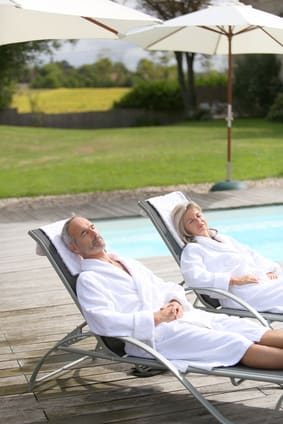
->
266, 272, 278, 280
229, 275, 259, 286
154, 301, 184, 326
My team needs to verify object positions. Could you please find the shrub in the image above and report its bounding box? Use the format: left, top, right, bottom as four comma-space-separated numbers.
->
196, 70, 227, 87
233, 54, 282, 117
113, 81, 184, 112
267, 92, 283, 122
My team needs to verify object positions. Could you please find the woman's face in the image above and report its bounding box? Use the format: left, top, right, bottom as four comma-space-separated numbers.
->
183, 206, 210, 238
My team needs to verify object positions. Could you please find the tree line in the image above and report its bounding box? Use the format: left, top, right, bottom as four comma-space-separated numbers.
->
20, 57, 227, 89
20, 56, 179, 89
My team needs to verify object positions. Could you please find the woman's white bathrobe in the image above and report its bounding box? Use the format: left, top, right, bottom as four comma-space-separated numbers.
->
76, 253, 267, 372
181, 233, 283, 312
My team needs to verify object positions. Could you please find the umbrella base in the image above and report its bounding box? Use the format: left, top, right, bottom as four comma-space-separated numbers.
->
210, 180, 248, 192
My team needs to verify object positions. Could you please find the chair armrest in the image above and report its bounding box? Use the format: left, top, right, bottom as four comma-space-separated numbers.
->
187, 287, 271, 328
116, 336, 180, 377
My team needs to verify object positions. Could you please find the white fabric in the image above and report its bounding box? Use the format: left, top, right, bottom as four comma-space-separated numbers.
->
0, 0, 160, 46
125, 2, 283, 54
40, 219, 82, 275
77, 253, 266, 372
146, 191, 188, 248
181, 233, 283, 312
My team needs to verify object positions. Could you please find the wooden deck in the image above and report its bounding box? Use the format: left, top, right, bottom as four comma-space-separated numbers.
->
1, 186, 283, 424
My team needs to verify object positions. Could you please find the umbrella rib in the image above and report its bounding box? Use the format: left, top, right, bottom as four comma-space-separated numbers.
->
260, 27, 283, 48
10, 0, 21, 7
234, 25, 257, 36
231, 25, 283, 47
200, 25, 227, 36
146, 27, 187, 49
200, 25, 283, 48
83, 16, 118, 35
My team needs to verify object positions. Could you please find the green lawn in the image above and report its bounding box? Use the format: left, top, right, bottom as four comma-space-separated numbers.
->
0, 119, 282, 198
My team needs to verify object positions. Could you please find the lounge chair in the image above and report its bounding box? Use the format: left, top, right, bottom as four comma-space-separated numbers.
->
28, 220, 283, 424
138, 191, 283, 326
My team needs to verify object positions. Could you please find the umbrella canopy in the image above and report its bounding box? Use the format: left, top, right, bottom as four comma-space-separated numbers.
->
0, 0, 161, 45
125, 0, 283, 186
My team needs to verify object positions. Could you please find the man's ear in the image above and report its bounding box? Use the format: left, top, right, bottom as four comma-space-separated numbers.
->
69, 243, 80, 254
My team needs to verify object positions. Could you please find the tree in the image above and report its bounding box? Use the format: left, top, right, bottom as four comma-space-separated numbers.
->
138, 0, 210, 118
0, 41, 62, 111
135, 57, 177, 83
78, 58, 132, 87
31, 63, 64, 89
233, 54, 282, 117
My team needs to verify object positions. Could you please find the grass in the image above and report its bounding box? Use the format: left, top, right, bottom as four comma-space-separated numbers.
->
0, 118, 282, 199
11, 87, 131, 113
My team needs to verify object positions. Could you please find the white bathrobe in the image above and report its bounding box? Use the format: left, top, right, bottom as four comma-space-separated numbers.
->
181, 233, 283, 312
77, 252, 266, 372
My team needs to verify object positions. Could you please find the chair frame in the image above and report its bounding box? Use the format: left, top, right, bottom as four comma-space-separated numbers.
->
138, 196, 283, 327
28, 227, 283, 424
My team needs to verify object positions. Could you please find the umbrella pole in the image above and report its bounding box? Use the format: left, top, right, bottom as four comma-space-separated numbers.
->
227, 32, 233, 182
210, 28, 247, 191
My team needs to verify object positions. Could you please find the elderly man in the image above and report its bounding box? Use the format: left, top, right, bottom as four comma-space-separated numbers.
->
61, 215, 283, 372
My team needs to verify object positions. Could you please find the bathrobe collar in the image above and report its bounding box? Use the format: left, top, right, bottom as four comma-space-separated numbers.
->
195, 234, 238, 253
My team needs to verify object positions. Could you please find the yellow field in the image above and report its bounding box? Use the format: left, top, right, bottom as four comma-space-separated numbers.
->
12, 87, 131, 113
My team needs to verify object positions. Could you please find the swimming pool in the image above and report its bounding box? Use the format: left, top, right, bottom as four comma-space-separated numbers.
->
94, 204, 283, 261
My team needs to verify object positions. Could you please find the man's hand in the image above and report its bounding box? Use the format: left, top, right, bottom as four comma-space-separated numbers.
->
154, 301, 183, 326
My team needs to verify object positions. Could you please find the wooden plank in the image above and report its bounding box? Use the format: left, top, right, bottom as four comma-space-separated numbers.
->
0, 393, 47, 424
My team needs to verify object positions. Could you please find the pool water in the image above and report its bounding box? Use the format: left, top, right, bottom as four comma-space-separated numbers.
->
94, 204, 283, 261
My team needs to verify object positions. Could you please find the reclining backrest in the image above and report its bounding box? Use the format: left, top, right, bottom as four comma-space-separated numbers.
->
138, 191, 187, 265
28, 227, 125, 356
29, 228, 80, 307
28, 227, 127, 356
138, 192, 221, 310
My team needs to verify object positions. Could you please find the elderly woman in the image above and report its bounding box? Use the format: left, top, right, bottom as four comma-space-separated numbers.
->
171, 201, 283, 313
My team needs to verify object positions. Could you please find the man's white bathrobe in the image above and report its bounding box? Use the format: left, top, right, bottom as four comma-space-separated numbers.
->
181, 233, 283, 312
77, 253, 267, 372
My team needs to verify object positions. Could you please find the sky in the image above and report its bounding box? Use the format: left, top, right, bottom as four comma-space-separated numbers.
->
43, 37, 226, 72
44, 38, 157, 71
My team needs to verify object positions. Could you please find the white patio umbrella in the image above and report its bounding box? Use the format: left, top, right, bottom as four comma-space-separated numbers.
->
125, 0, 283, 190
0, 0, 161, 45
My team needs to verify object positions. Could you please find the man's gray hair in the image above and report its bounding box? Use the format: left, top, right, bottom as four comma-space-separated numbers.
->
61, 216, 77, 247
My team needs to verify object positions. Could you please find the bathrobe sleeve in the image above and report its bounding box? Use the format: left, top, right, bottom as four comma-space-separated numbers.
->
77, 270, 155, 342
181, 243, 231, 292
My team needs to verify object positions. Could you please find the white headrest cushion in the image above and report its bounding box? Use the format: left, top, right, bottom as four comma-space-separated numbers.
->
146, 191, 190, 248
40, 219, 82, 275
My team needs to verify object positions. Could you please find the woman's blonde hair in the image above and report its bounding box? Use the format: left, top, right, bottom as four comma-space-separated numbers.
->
171, 201, 201, 244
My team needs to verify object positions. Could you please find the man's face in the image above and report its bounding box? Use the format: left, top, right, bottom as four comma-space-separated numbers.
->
68, 216, 106, 258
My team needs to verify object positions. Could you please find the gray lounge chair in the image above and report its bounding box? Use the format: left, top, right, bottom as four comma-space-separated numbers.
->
138, 191, 283, 326
28, 221, 283, 424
